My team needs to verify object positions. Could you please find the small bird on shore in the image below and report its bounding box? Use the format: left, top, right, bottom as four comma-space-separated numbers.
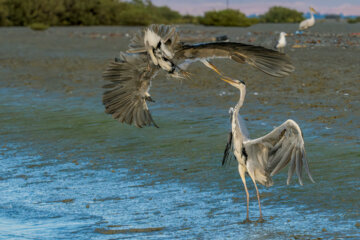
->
275, 32, 287, 53
220, 75, 314, 223
299, 7, 318, 30
103, 24, 295, 128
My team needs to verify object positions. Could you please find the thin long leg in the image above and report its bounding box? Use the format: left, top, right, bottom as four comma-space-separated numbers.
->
238, 165, 250, 222
249, 174, 264, 222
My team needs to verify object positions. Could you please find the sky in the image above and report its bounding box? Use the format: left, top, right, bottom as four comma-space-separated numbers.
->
150, 0, 360, 16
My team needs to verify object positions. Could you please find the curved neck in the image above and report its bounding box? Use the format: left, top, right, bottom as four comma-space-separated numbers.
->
310, 12, 314, 19
233, 86, 246, 115
232, 86, 248, 141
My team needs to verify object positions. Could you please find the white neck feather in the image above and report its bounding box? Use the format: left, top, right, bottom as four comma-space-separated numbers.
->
144, 29, 161, 48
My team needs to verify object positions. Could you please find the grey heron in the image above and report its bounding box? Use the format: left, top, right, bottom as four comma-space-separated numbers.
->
220, 76, 315, 223
103, 24, 295, 128
299, 7, 318, 30
275, 32, 288, 53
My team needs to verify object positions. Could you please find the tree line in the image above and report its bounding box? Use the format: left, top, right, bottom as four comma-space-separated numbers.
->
0, 0, 306, 27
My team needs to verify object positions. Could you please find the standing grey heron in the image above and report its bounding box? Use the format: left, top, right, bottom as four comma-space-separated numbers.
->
299, 7, 318, 30
220, 76, 315, 223
103, 24, 295, 128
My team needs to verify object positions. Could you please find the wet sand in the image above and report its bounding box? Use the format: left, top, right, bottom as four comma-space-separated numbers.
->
0, 23, 359, 239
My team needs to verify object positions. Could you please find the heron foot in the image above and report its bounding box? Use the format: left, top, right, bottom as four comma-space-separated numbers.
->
240, 218, 252, 224
257, 217, 265, 223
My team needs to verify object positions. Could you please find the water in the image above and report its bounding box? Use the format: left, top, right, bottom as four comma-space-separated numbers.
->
0, 25, 359, 239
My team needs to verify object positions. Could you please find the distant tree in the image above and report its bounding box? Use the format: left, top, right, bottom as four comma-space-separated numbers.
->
347, 17, 360, 23
200, 9, 258, 27
60, 0, 126, 25
260, 6, 304, 23
180, 14, 200, 24
0, 0, 10, 26
4, 0, 65, 26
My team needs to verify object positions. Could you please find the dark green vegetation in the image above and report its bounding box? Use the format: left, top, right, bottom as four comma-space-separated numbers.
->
29, 22, 50, 31
260, 6, 304, 23
0, 0, 325, 27
347, 17, 360, 23
0, 0, 183, 26
199, 9, 258, 27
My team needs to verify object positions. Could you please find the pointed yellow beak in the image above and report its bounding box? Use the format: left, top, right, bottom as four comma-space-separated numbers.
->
207, 62, 223, 76
221, 76, 236, 84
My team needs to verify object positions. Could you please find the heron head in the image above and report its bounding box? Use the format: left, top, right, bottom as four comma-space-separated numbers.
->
280, 32, 288, 37
221, 76, 246, 89
309, 7, 318, 14
144, 29, 175, 66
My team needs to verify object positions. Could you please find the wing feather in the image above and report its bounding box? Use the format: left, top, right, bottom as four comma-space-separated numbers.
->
244, 119, 314, 185
175, 42, 295, 77
222, 107, 236, 166
102, 53, 159, 128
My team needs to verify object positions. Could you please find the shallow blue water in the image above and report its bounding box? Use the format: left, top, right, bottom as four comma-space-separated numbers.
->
0, 85, 359, 239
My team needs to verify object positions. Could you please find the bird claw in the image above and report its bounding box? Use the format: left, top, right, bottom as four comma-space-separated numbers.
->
239, 218, 252, 224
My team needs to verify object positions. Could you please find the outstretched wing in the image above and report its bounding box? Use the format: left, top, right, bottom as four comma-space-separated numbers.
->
174, 42, 295, 77
102, 53, 159, 128
244, 120, 315, 185
222, 107, 236, 166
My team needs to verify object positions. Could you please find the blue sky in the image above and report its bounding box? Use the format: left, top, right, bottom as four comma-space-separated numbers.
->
150, 0, 360, 15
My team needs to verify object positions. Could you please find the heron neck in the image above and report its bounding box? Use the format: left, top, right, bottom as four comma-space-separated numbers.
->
232, 87, 248, 141
234, 87, 245, 115
310, 12, 314, 19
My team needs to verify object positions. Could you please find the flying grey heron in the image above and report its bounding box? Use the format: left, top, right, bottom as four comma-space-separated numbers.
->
102, 24, 295, 128
220, 76, 315, 223
275, 32, 288, 53
299, 7, 318, 30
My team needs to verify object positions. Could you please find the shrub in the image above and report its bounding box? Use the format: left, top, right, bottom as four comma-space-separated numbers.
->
29, 22, 49, 31
199, 9, 258, 27
260, 6, 304, 23
347, 17, 360, 24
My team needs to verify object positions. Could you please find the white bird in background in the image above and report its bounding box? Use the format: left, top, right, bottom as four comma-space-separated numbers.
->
299, 7, 318, 30
219, 75, 315, 223
276, 32, 288, 53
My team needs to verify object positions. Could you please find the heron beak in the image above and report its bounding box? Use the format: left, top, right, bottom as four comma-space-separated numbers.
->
208, 62, 223, 76
220, 76, 236, 84
285, 33, 288, 37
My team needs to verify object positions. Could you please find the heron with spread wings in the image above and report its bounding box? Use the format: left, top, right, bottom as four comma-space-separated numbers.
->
103, 24, 295, 128
219, 75, 315, 223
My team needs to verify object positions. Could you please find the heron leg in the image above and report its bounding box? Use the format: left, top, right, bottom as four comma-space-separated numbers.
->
249, 174, 264, 222
238, 164, 251, 222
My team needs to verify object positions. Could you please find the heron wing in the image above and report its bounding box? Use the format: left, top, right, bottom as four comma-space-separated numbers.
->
222, 108, 236, 166
127, 24, 180, 53
102, 53, 159, 128
244, 120, 314, 185
174, 42, 295, 77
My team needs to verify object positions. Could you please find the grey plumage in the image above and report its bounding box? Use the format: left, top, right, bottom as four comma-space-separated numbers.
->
220, 76, 314, 222
102, 53, 159, 128
175, 42, 295, 77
